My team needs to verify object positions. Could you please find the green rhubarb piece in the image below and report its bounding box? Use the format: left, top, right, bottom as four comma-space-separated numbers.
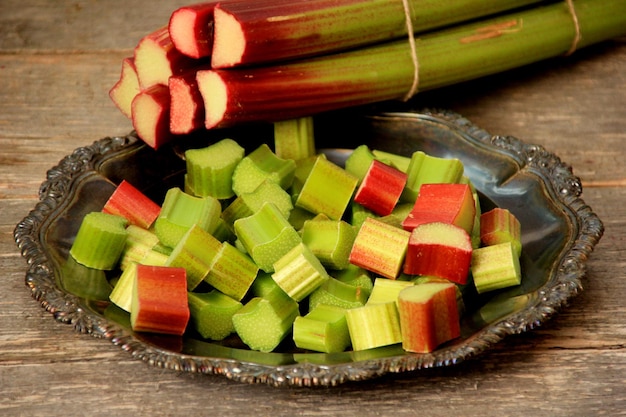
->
366, 278, 414, 306
460, 176, 482, 249
334, 264, 374, 294
349, 201, 376, 230
211, 217, 235, 242
154, 187, 222, 248
204, 242, 259, 301
232, 289, 300, 352
296, 155, 358, 220
61, 255, 112, 301
349, 217, 411, 279
119, 224, 160, 271
344, 144, 376, 183
233, 202, 302, 272
288, 206, 317, 231
290, 153, 326, 199
401, 151, 464, 203
165, 224, 223, 290
301, 218, 356, 270
249, 271, 285, 298
293, 304, 350, 353
471, 242, 522, 294
231, 143, 296, 196
271, 242, 329, 302
273, 116, 316, 161
188, 290, 243, 340
109, 262, 138, 312
185, 138, 245, 199
308, 277, 370, 311
345, 301, 402, 351
372, 149, 411, 173
69, 212, 129, 270
222, 180, 293, 228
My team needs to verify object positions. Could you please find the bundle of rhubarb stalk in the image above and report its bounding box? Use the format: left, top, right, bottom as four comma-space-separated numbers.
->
110, 0, 626, 149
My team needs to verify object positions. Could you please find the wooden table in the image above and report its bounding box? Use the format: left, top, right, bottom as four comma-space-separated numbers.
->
1, 1, 625, 416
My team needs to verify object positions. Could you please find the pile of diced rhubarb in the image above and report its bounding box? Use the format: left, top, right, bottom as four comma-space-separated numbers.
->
69, 118, 522, 354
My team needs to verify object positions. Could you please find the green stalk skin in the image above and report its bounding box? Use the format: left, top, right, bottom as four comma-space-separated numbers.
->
345, 301, 402, 351
187, 290, 243, 340
271, 243, 329, 302
211, 0, 548, 68
290, 153, 327, 200
154, 187, 222, 248
69, 212, 129, 270
288, 206, 317, 231
308, 277, 370, 312
401, 152, 464, 203
344, 144, 376, 184
366, 278, 414, 306
232, 290, 300, 352
139, 249, 169, 267
301, 218, 356, 270
222, 180, 293, 229
349, 217, 411, 279
480, 208, 522, 256
372, 149, 411, 173
295, 156, 358, 220
204, 242, 259, 301
334, 264, 374, 294
165, 224, 223, 290
293, 304, 350, 353
185, 138, 245, 199
471, 242, 522, 294
199, 0, 626, 128
234, 202, 303, 272
249, 271, 285, 298
119, 224, 160, 271
349, 201, 376, 230
231, 144, 296, 196
273, 116, 316, 161
61, 255, 112, 301
459, 176, 482, 249
109, 262, 138, 312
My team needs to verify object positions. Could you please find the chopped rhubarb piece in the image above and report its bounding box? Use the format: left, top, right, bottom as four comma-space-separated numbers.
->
69, 212, 128, 270
233, 202, 302, 272
130, 264, 190, 336
471, 242, 522, 294
401, 151, 464, 203
109, 262, 139, 312
293, 304, 350, 353
354, 160, 407, 216
165, 224, 222, 291
133, 26, 198, 89
169, 69, 208, 135
349, 217, 410, 279
102, 180, 161, 229
271, 243, 329, 302
372, 149, 411, 173
301, 218, 356, 270
345, 144, 376, 183
480, 208, 522, 256
273, 116, 316, 161
131, 84, 175, 149
367, 278, 414, 306
397, 281, 460, 353
204, 242, 259, 301
403, 222, 473, 285
154, 187, 222, 249
402, 183, 476, 234
168, 2, 217, 59
295, 156, 358, 220
187, 290, 243, 341
308, 277, 370, 311
184, 138, 245, 199
222, 180, 293, 228
231, 144, 296, 196
345, 301, 402, 351
109, 57, 140, 119
118, 225, 162, 271
232, 289, 299, 352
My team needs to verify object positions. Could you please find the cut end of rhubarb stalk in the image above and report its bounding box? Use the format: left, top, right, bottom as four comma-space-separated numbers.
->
211, 7, 246, 68
131, 85, 174, 149
109, 57, 140, 119
168, 5, 215, 59
169, 74, 204, 135
196, 70, 228, 129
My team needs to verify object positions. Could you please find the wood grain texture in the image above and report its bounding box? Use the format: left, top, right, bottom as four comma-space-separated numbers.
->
1, 1, 625, 416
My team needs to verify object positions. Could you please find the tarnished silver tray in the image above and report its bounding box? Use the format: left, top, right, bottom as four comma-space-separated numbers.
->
14, 108, 603, 387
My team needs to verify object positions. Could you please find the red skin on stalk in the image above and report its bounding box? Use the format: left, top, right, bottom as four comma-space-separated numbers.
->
168, 2, 217, 59
102, 180, 161, 229
354, 160, 407, 216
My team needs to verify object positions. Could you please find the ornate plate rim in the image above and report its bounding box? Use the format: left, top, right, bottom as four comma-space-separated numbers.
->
14, 108, 604, 387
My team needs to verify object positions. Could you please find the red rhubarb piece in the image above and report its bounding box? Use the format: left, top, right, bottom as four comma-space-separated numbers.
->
398, 282, 461, 353
403, 222, 473, 285
102, 180, 161, 229
131, 84, 175, 149
131, 265, 190, 336
109, 57, 141, 119
168, 2, 217, 59
354, 160, 407, 216
402, 183, 475, 233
